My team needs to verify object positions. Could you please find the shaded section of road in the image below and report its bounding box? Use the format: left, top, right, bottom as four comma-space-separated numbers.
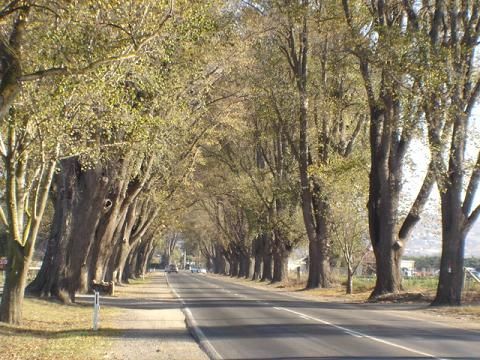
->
78, 272, 208, 360
167, 272, 480, 360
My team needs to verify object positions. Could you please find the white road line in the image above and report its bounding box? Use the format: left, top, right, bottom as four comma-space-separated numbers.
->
183, 307, 223, 360
274, 307, 447, 360
166, 274, 223, 360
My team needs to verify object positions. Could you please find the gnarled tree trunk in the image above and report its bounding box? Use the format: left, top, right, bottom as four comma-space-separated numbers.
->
28, 160, 110, 302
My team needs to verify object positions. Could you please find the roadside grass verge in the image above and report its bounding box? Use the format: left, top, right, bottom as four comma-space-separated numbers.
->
209, 272, 480, 305
124, 276, 152, 285
0, 297, 119, 360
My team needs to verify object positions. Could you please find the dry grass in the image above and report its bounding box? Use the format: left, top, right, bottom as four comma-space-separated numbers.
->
426, 304, 480, 327
0, 297, 119, 360
208, 273, 480, 326
209, 273, 480, 307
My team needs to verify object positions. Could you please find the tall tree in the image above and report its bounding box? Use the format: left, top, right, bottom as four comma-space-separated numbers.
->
412, 1, 480, 305
26, 0, 222, 305
342, 0, 436, 297
0, 0, 155, 323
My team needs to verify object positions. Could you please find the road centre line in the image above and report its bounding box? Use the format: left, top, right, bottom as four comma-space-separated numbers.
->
273, 307, 446, 360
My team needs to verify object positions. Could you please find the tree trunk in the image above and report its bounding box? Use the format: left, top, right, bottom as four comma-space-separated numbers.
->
213, 245, 226, 274
251, 234, 263, 280
0, 242, 29, 324
27, 182, 62, 298
141, 240, 156, 276
306, 240, 320, 288
367, 102, 403, 298
1, 122, 57, 323
261, 249, 273, 282
432, 188, 467, 305
111, 203, 136, 284
368, 198, 403, 298
238, 256, 246, 278
272, 245, 290, 283
124, 239, 143, 281
252, 253, 262, 280
230, 256, 239, 277
242, 253, 251, 279
346, 266, 353, 295
89, 201, 124, 283
89, 156, 152, 284
28, 160, 109, 301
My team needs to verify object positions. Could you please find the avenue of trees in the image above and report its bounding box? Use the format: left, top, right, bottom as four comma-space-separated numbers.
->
0, 0, 479, 325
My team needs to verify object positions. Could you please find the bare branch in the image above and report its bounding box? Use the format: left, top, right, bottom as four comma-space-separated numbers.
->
0, 132, 7, 158
397, 160, 436, 245
0, 206, 8, 227
463, 150, 480, 216
0, 0, 22, 19
464, 204, 480, 236
344, 114, 366, 156
19, 53, 137, 82
241, 0, 264, 15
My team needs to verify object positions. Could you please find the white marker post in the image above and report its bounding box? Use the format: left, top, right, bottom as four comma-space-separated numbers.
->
93, 291, 100, 331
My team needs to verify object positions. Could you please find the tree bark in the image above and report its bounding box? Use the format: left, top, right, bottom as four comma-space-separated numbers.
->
261, 236, 273, 282
432, 114, 469, 305
0, 242, 29, 324
28, 160, 109, 301
88, 155, 152, 284
213, 244, 226, 274
251, 235, 263, 280
346, 266, 353, 295
1, 120, 57, 323
283, 3, 331, 288
27, 160, 74, 302
230, 256, 239, 277
367, 103, 403, 298
272, 240, 290, 283
239, 251, 251, 279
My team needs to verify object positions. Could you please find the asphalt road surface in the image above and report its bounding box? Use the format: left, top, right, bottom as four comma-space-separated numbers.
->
167, 272, 480, 360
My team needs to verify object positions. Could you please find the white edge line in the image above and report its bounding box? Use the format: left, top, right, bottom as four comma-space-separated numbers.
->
274, 307, 446, 360
166, 273, 223, 360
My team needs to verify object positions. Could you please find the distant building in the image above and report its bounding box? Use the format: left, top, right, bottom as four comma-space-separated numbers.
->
401, 259, 416, 277
287, 256, 308, 274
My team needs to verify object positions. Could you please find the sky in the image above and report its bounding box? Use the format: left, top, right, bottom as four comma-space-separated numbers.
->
403, 107, 480, 257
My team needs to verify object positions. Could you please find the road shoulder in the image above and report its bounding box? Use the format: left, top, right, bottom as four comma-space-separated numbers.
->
103, 272, 209, 360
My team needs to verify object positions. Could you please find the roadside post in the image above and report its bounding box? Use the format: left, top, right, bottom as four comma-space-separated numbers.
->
0, 257, 7, 298
93, 291, 100, 331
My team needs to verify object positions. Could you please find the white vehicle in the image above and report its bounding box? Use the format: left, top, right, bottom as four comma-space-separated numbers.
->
166, 264, 178, 273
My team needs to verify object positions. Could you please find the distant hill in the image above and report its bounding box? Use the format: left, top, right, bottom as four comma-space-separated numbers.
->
405, 204, 480, 257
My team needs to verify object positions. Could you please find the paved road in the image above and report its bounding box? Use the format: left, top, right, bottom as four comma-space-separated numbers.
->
167, 272, 480, 360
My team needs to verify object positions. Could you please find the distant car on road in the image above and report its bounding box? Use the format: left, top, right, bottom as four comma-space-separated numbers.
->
167, 264, 178, 273
191, 267, 199, 273
199, 268, 207, 274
